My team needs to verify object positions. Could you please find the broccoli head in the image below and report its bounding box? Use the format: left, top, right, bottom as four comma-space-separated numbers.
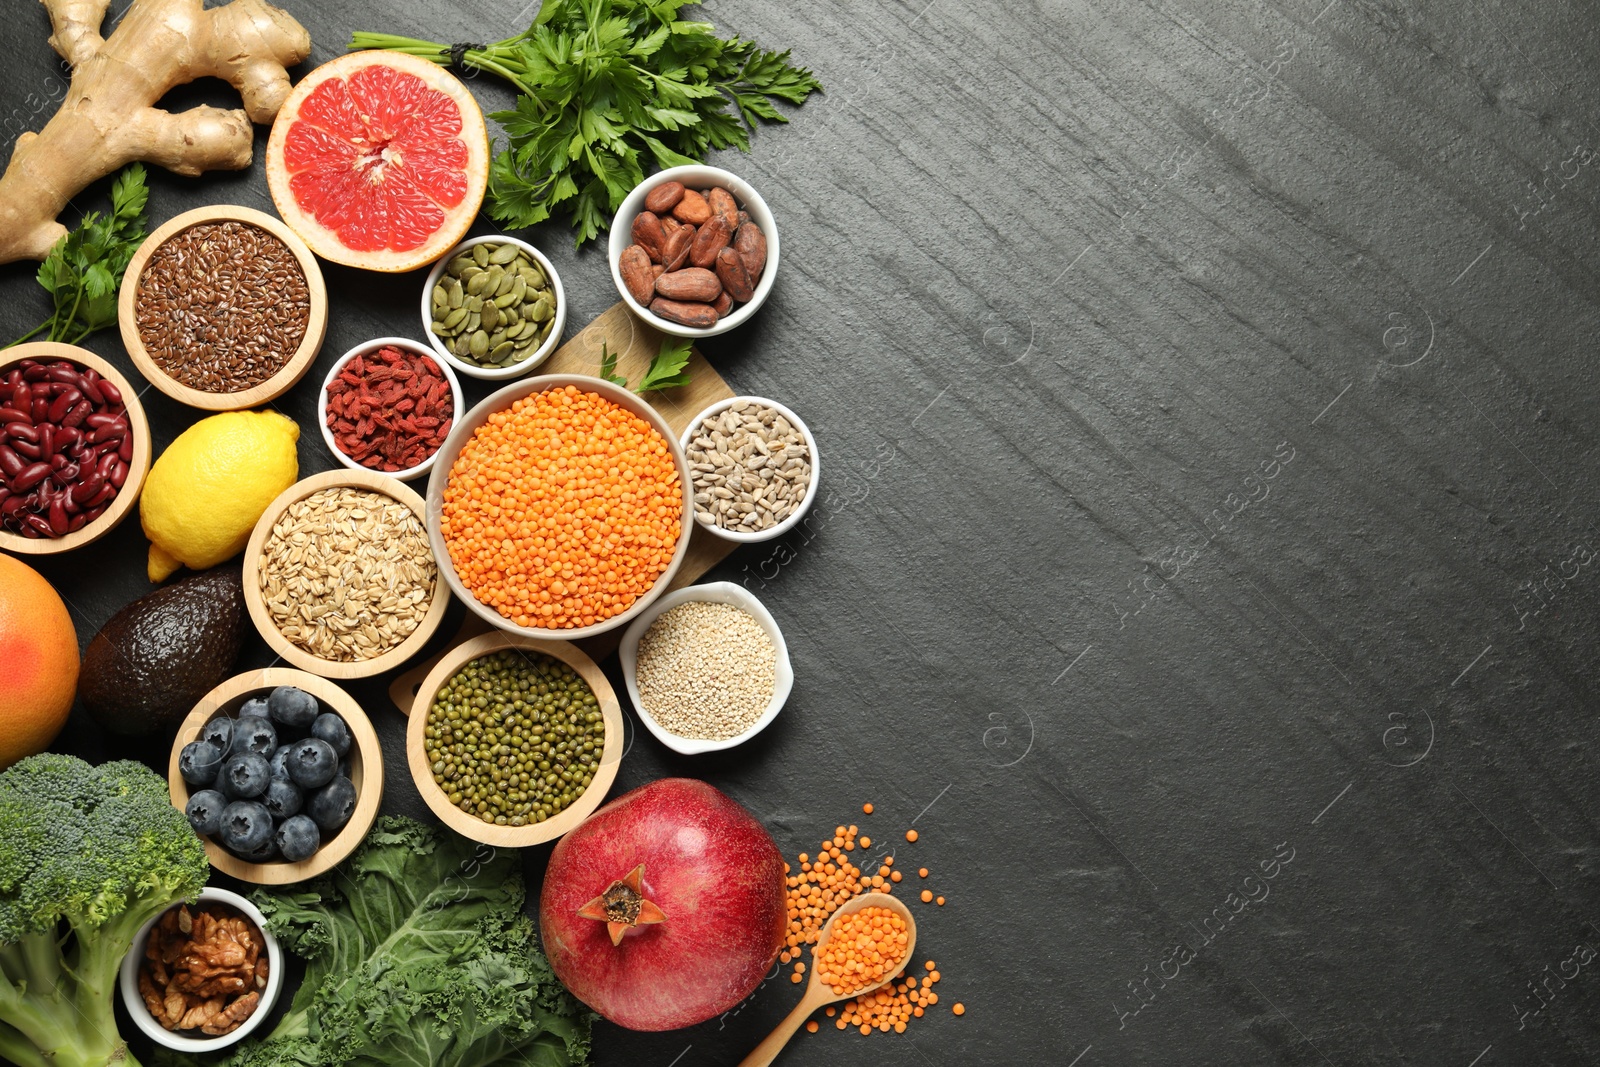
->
0, 753, 209, 1067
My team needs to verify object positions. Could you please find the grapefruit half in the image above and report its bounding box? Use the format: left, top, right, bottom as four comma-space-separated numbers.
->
266, 51, 489, 273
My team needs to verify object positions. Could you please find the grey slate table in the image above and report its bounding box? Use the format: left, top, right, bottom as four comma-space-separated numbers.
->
3, 0, 1598, 1063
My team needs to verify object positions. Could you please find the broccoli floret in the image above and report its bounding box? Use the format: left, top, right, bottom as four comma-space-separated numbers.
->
0, 754, 209, 1067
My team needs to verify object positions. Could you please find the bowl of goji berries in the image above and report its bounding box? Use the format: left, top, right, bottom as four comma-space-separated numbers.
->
319, 337, 462, 482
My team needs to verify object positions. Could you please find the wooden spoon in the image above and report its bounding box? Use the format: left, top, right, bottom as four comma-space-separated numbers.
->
737, 892, 918, 1067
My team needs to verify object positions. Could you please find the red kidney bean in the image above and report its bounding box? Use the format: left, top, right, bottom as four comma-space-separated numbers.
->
9, 381, 27, 408
22, 514, 51, 537
47, 387, 79, 423
0, 446, 22, 480
86, 485, 115, 509
54, 463, 78, 487
37, 424, 53, 457
47, 453, 68, 472
117, 434, 132, 463
109, 460, 128, 488
53, 426, 80, 452
20, 364, 47, 383
0, 407, 30, 426
3, 423, 34, 445
11, 440, 40, 460
1, 495, 25, 517
70, 473, 104, 504
29, 396, 46, 422
97, 451, 118, 479
87, 419, 124, 445
84, 413, 117, 431
62, 400, 93, 429
97, 379, 122, 406
13, 462, 51, 491
83, 501, 107, 521
46, 499, 67, 535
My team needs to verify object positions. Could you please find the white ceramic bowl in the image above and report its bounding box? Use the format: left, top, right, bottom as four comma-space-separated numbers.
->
680, 396, 819, 543
619, 582, 794, 755
424, 373, 694, 640
420, 234, 566, 380
318, 336, 464, 482
608, 165, 780, 339
118, 887, 284, 1053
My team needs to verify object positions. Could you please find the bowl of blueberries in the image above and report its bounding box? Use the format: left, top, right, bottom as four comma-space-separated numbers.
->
167, 669, 383, 884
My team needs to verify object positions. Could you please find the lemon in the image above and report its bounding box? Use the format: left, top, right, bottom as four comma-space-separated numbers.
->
141, 410, 300, 582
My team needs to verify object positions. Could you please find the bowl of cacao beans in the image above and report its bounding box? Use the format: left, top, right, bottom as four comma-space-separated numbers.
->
608, 165, 778, 338
420, 235, 566, 380
0, 342, 150, 554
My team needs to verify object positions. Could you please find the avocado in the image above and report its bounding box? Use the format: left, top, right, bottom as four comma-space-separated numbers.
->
81, 567, 245, 737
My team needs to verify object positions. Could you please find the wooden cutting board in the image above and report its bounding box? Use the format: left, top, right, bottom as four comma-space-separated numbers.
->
388, 302, 739, 713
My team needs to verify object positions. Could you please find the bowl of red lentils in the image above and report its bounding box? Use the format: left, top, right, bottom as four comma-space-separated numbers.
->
317, 337, 462, 482
424, 374, 694, 640
118, 204, 327, 412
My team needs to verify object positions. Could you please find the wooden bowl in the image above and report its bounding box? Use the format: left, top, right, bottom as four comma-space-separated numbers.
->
406, 631, 624, 848
168, 669, 383, 884
118, 205, 327, 411
424, 373, 694, 640
242, 469, 450, 679
0, 343, 150, 555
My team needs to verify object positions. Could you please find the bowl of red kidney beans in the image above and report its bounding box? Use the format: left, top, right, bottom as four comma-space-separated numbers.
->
0, 343, 149, 554
317, 337, 461, 482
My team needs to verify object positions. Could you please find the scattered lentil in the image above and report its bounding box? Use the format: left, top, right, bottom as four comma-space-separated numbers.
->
439, 385, 682, 629
259, 487, 435, 661
686, 401, 811, 533
429, 242, 557, 368
634, 601, 775, 740
862, 802, 874, 814
905, 829, 919, 843
424, 649, 604, 825
135, 221, 310, 393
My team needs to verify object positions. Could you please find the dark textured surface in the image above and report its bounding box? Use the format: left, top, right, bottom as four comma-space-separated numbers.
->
3, 0, 1599, 1063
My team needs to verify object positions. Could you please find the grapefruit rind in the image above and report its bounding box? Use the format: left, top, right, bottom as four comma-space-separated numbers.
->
266, 51, 489, 274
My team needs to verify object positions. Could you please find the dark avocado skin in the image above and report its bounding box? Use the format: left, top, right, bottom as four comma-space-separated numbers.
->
81, 567, 245, 737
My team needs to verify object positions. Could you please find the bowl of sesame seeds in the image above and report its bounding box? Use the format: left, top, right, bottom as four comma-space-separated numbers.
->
618, 581, 793, 755
118, 204, 328, 411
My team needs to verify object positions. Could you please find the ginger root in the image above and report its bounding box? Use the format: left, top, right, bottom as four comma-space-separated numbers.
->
0, 0, 311, 265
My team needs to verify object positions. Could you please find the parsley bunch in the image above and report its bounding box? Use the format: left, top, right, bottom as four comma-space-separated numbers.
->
352, 0, 821, 247
7, 164, 148, 348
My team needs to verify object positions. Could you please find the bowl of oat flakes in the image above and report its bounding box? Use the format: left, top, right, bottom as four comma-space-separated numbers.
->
242, 469, 449, 679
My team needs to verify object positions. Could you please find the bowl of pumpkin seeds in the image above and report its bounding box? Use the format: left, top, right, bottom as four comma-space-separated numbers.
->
421, 235, 567, 380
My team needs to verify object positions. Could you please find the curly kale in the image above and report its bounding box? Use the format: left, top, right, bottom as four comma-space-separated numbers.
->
190, 816, 591, 1067
0, 754, 210, 1067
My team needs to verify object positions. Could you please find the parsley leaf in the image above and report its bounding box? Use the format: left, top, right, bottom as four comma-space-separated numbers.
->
597, 340, 629, 387
351, 3, 821, 248
636, 335, 692, 393
8, 163, 149, 348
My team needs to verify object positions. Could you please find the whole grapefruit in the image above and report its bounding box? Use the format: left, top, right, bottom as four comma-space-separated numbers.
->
0, 555, 79, 768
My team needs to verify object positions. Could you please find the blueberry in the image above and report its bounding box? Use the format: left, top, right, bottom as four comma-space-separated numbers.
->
287, 738, 337, 789
199, 717, 234, 756
235, 717, 278, 758
269, 685, 320, 729
275, 814, 321, 862
184, 789, 227, 836
310, 713, 351, 757
269, 748, 293, 781
235, 836, 279, 864
219, 753, 270, 799
263, 777, 302, 820
178, 740, 224, 786
218, 800, 272, 852
308, 776, 357, 832
238, 697, 270, 719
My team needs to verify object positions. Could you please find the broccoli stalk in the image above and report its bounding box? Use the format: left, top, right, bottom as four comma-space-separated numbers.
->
0, 755, 210, 1067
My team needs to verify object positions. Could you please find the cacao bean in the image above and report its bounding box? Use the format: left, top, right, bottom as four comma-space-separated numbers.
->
712, 290, 734, 316
708, 186, 739, 231
689, 214, 732, 269
716, 246, 757, 303
645, 181, 686, 214
655, 267, 723, 303
631, 211, 666, 261
672, 188, 712, 225
662, 226, 694, 271
649, 297, 720, 329
619, 244, 657, 305
734, 222, 768, 278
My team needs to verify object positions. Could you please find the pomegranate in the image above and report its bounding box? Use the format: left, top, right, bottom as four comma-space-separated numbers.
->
539, 778, 787, 1030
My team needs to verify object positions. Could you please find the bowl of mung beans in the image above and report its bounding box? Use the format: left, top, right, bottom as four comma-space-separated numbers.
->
406, 631, 624, 847
421, 235, 566, 380
618, 582, 793, 755
425, 374, 694, 640
119, 204, 328, 411
680, 396, 819, 543
242, 469, 451, 680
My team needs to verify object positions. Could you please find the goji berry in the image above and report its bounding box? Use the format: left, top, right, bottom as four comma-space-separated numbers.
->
325, 346, 453, 474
